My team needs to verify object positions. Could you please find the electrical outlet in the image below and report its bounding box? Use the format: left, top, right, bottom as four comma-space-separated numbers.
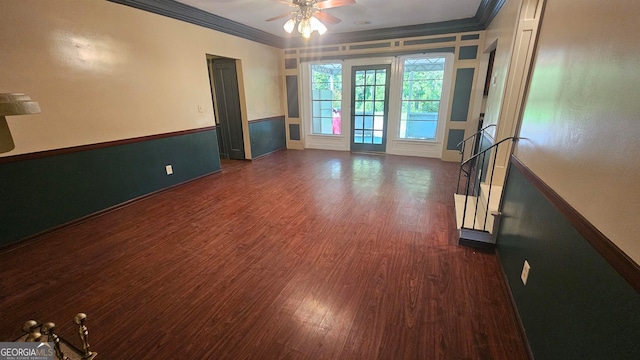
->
165, 165, 173, 175
197, 105, 203, 113
521, 260, 531, 285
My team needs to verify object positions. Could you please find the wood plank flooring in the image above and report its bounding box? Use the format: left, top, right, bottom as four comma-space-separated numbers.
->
0, 149, 528, 359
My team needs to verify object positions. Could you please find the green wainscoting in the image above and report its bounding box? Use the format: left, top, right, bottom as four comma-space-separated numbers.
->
289, 124, 301, 141
249, 116, 286, 159
446, 129, 465, 151
404, 36, 456, 46
461, 34, 481, 41
284, 58, 297, 70
0, 129, 221, 247
458, 45, 478, 60
497, 161, 640, 359
286, 75, 300, 118
450, 68, 475, 121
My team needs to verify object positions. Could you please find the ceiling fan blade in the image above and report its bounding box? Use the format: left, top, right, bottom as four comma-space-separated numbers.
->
315, 0, 356, 10
265, 12, 296, 22
314, 11, 341, 25
271, 0, 297, 7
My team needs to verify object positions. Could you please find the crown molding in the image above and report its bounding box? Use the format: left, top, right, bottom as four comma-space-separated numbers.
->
107, 0, 506, 49
475, 0, 507, 25
107, 0, 285, 47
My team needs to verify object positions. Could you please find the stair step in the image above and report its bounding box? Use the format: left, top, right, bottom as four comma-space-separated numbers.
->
454, 194, 494, 233
454, 193, 496, 245
479, 183, 502, 213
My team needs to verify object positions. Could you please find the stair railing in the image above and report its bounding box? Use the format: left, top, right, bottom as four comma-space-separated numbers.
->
456, 135, 517, 233
455, 124, 495, 194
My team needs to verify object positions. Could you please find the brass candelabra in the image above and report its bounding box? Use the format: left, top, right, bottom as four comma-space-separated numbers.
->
15, 313, 97, 360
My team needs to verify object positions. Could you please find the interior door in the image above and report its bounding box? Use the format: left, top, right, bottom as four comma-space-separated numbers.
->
350, 64, 391, 152
210, 58, 245, 160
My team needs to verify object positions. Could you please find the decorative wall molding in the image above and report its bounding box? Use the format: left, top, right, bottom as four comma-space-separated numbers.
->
107, 0, 506, 48
0, 126, 216, 164
510, 155, 640, 292
298, 47, 456, 63
294, 19, 483, 48
248, 115, 286, 124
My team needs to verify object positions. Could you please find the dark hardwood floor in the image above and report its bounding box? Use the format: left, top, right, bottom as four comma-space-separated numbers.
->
0, 149, 528, 359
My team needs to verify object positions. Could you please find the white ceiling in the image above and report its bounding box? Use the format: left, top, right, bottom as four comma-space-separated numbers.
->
176, 0, 483, 38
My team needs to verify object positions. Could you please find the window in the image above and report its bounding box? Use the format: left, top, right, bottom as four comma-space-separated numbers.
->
399, 57, 446, 140
310, 63, 342, 135
303, 55, 451, 153
353, 67, 387, 145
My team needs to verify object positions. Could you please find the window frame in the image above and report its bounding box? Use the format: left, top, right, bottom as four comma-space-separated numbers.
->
301, 54, 453, 155
301, 60, 345, 138
391, 54, 453, 144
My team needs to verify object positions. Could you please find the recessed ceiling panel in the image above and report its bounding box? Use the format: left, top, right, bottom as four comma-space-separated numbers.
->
176, 0, 483, 37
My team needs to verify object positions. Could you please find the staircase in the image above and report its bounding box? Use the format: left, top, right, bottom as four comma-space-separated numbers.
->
454, 124, 515, 248
454, 183, 502, 244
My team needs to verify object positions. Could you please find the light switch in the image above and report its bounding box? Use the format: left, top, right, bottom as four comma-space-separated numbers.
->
521, 260, 531, 285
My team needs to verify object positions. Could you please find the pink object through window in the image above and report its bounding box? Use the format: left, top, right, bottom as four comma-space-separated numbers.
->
332, 109, 341, 135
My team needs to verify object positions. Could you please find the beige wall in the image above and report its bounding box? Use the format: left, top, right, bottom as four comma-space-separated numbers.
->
515, 0, 640, 262
482, 0, 523, 134
481, 0, 543, 184
0, 0, 283, 156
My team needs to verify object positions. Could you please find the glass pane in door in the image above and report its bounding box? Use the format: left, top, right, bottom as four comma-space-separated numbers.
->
351, 64, 390, 152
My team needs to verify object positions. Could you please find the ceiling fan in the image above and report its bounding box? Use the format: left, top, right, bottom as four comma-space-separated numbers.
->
266, 0, 356, 38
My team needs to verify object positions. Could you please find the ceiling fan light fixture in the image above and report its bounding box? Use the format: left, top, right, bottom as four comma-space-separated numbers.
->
310, 16, 327, 35
283, 18, 296, 33
268, 0, 354, 38
298, 18, 312, 38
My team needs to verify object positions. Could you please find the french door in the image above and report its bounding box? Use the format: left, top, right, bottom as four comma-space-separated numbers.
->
350, 64, 391, 152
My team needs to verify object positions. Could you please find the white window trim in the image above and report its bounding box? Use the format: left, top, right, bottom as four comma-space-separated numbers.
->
388, 53, 454, 145
301, 54, 454, 157
301, 60, 346, 147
